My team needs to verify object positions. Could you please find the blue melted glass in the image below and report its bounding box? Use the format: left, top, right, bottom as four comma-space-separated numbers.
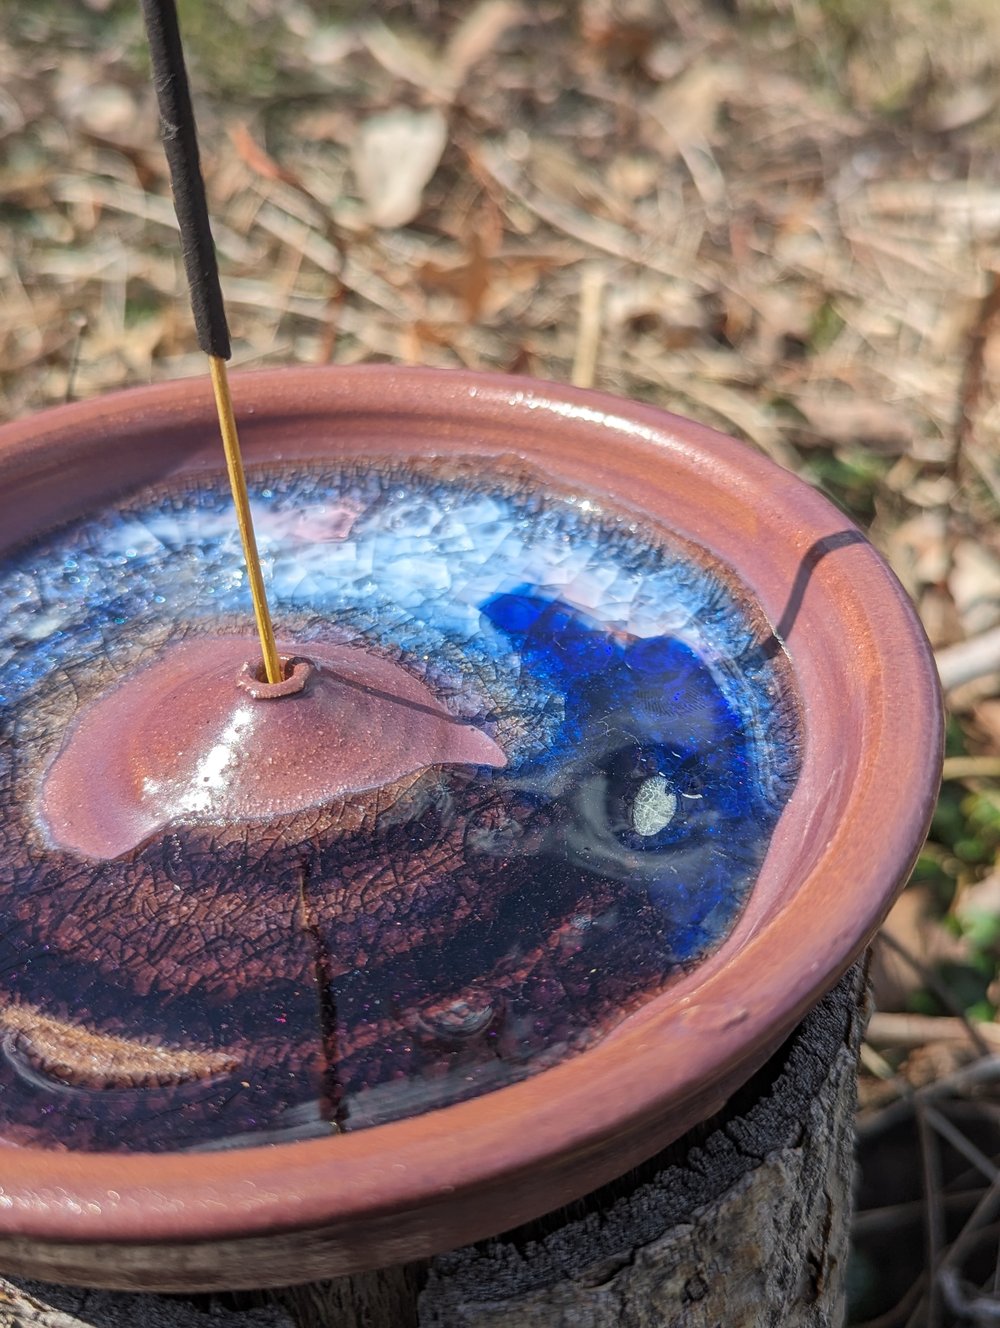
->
481, 590, 769, 958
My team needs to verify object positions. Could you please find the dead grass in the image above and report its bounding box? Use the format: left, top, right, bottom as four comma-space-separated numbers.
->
3, 0, 1000, 1321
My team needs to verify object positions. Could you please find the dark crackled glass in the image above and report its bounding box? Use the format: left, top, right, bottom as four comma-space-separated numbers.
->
0, 462, 801, 1152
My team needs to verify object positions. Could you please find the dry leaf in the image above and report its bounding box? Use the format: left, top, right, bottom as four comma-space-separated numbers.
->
604, 276, 706, 344
304, 25, 360, 69
352, 108, 448, 230
902, 1040, 979, 1090
363, 6, 524, 104
883, 510, 949, 601
420, 229, 494, 321
443, 1, 527, 99
362, 23, 443, 96
925, 85, 997, 134
918, 592, 961, 653
75, 84, 137, 139
973, 698, 1000, 747
648, 62, 736, 148
580, 0, 663, 63
791, 392, 914, 453
230, 122, 301, 188
950, 539, 1000, 637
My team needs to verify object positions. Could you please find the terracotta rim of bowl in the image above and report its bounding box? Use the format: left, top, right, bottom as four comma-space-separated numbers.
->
0, 366, 942, 1287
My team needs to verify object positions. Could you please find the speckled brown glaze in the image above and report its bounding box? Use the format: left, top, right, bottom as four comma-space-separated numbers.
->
40, 635, 505, 858
0, 367, 941, 1291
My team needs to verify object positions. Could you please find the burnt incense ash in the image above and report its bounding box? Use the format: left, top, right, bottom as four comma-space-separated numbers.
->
0, 462, 801, 1152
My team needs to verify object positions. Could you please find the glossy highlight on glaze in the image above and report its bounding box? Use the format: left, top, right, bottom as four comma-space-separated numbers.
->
40, 637, 506, 859
0, 463, 801, 1152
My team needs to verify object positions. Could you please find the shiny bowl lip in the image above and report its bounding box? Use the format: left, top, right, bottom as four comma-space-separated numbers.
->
0, 365, 941, 1258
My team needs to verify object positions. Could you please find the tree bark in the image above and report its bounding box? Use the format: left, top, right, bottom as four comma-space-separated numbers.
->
0, 961, 867, 1328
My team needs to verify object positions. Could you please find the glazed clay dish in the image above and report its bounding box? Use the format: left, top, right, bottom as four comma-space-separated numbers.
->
0, 366, 940, 1290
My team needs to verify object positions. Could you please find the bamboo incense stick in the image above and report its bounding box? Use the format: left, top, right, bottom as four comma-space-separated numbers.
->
208, 354, 283, 686
140, 0, 282, 686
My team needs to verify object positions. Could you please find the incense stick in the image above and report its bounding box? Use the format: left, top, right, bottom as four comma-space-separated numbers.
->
140, 0, 282, 686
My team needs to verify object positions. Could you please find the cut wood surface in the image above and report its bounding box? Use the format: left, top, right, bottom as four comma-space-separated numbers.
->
0, 961, 867, 1328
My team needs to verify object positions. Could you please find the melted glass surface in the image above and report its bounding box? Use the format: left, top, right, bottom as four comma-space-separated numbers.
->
0, 464, 800, 1151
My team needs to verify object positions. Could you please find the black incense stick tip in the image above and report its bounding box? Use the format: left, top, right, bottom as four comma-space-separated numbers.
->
141, 0, 231, 360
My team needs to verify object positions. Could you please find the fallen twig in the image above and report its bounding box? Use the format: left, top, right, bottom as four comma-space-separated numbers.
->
571, 264, 606, 389
868, 1013, 1000, 1051
936, 627, 1000, 692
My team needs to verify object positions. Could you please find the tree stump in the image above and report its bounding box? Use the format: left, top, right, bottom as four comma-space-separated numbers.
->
0, 961, 867, 1328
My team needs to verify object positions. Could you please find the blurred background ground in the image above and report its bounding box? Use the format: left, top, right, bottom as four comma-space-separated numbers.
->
2, 0, 1000, 1322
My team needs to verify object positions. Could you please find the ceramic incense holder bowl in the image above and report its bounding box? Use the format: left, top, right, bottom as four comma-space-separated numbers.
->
0, 367, 941, 1290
